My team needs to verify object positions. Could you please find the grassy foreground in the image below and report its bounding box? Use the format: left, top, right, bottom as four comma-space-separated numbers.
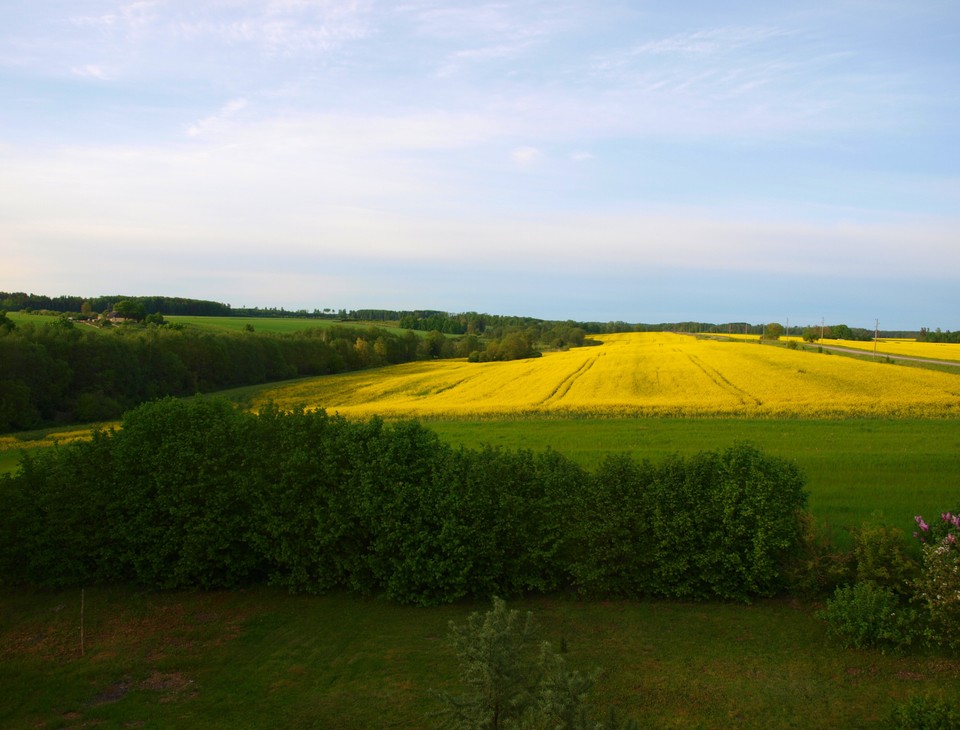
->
2, 588, 958, 729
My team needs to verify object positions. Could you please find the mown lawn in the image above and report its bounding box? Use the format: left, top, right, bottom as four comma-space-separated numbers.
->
1, 588, 957, 729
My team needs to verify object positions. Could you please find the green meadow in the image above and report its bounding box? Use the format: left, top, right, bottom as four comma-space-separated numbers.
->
164, 315, 405, 334
5, 311, 64, 326
1, 311, 408, 334
3, 587, 959, 730
424, 417, 960, 545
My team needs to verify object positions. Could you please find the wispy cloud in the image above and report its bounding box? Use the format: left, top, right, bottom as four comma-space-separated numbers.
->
185, 98, 249, 138
511, 145, 543, 167
70, 1, 161, 32
71, 63, 112, 80
173, 1, 371, 57
629, 26, 789, 56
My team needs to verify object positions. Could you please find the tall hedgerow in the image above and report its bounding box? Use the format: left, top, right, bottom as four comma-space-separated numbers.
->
571, 442, 807, 601
0, 399, 809, 604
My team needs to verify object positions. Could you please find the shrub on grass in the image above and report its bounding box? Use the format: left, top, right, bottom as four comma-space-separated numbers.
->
913, 511, 960, 650
887, 693, 960, 730
572, 442, 808, 601
818, 582, 918, 650
852, 518, 919, 596
781, 512, 854, 599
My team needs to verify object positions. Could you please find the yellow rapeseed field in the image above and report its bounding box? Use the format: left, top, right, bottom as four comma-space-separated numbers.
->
816, 338, 960, 362
728, 334, 960, 363
250, 332, 960, 419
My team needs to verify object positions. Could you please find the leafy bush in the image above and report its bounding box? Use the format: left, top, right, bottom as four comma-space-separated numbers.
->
818, 582, 917, 650
572, 442, 808, 601
888, 694, 960, 730
781, 512, 853, 599
853, 518, 919, 595
913, 511, 960, 649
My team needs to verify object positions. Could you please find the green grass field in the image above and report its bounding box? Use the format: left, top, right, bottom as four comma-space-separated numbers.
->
1, 311, 412, 335
164, 315, 407, 334
2, 588, 957, 729
5, 311, 65, 326
424, 417, 960, 545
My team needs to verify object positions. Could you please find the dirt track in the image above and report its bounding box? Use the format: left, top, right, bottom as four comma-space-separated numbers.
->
816, 344, 960, 368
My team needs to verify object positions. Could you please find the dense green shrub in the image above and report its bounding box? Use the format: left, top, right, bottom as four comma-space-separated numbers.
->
913, 511, 960, 649
818, 582, 918, 650
0, 399, 810, 604
111, 397, 265, 588
248, 405, 368, 594
852, 518, 918, 595
572, 443, 808, 601
781, 512, 854, 599
569, 454, 657, 597
888, 694, 960, 730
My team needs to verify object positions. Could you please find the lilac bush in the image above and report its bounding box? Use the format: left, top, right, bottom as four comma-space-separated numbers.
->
913, 511, 960, 649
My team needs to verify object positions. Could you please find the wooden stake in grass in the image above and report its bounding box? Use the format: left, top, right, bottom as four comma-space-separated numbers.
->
80, 588, 85, 657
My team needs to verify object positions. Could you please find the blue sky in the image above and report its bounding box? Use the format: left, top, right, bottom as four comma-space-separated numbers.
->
1, 1, 958, 329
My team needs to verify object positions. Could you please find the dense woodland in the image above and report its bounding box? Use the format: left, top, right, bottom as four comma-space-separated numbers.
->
0, 316, 433, 431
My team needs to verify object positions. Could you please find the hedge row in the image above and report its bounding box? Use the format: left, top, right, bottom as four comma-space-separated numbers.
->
0, 398, 808, 605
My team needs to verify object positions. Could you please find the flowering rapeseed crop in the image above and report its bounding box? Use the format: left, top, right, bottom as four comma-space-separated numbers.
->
816, 338, 960, 362
251, 332, 960, 419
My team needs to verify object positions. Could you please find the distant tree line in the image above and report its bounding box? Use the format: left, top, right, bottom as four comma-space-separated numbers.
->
919, 327, 960, 343
0, 292, 233, 317
0, 397, 809, 605
0, 318, 435, 431
5, 292, 937, 339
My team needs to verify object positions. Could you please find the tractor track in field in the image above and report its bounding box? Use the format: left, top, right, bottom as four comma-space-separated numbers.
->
540, 352, 599, 405
685, 353, 762, 407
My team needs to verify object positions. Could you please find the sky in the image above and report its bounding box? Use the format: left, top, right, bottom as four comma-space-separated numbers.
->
1, 1, 958, 329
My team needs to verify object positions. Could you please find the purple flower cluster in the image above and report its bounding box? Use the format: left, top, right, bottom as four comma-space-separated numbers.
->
914, 512, 960, 545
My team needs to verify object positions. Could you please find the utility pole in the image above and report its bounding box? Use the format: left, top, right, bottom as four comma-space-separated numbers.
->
874, 318, 879, 358
820, 317, 824, 341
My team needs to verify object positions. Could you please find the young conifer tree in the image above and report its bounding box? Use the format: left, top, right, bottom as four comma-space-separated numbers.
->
432, 598, 638, 730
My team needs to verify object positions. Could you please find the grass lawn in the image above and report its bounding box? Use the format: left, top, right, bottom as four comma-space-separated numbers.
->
4, 311, 64, 326
1, 588, 957, 729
